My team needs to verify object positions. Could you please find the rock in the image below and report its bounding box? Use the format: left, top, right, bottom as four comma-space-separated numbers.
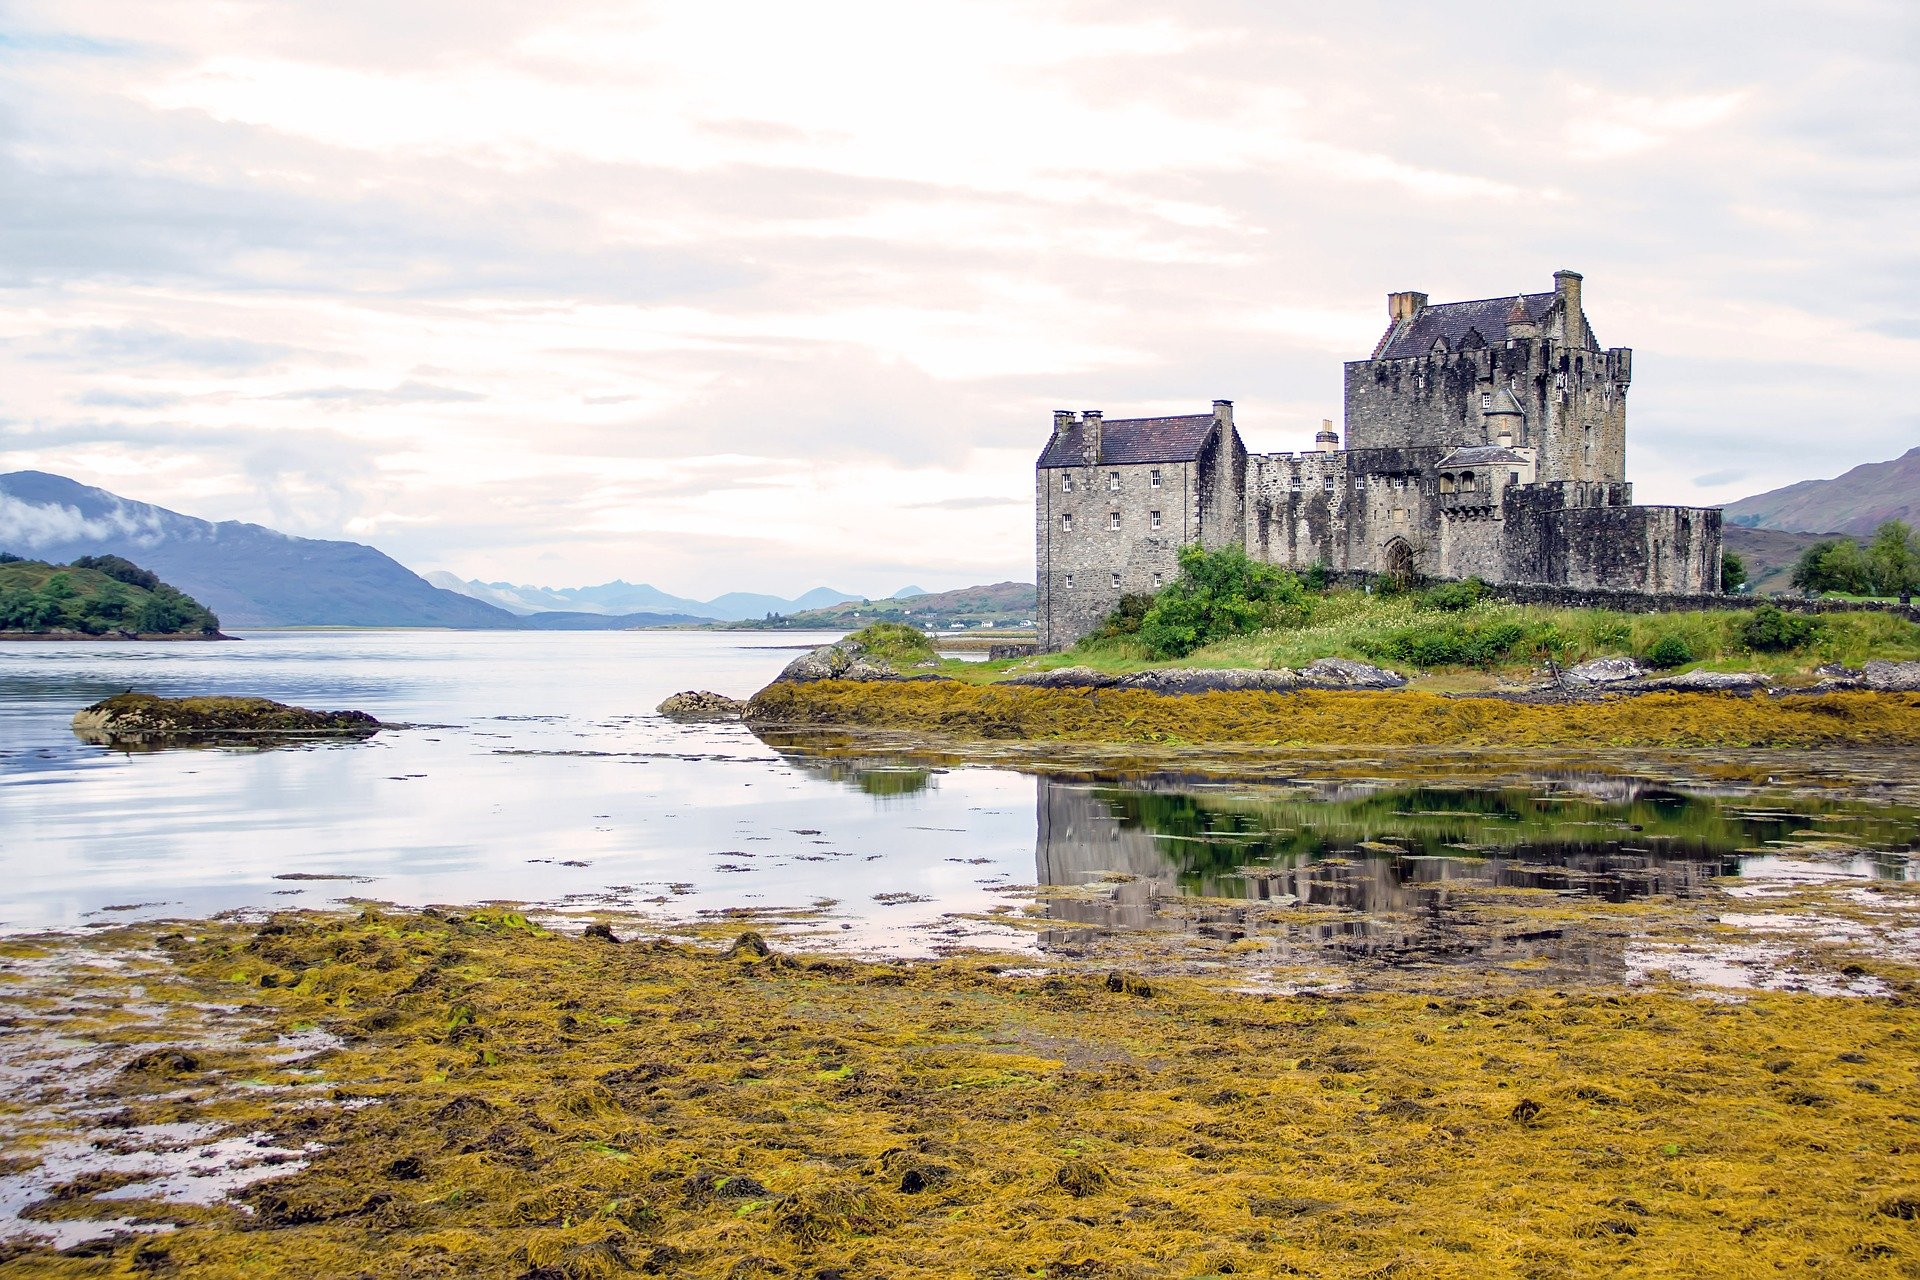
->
1002, 666, 1118, 689
1862, 660, 1920, 692
1297, 657, 1408, 689
72, 692, 380, 747
773, 638, 916, 684
656, 690, 745, 720
1118, 668, 1301, 695
1624, 670, 1772, 693
1561, 657, 1645, 687
582, 923, 621, 944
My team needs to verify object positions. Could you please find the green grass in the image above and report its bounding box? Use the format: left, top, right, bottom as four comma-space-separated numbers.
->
937, 590, 1920, 685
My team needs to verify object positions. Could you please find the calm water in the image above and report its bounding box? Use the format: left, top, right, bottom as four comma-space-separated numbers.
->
2, 631, 1915, 961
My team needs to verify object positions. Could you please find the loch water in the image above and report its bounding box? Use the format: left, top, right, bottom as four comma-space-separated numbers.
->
2, 631, 1916, 967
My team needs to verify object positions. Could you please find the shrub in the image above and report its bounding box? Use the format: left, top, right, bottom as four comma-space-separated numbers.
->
1360, 618, 1536, 668
1643, 635, 1694, 669
1591, 619, 1631, 649
1304, 561, 1332, 592
1088, 592, 1155, 642
1739, 604, 1821, 653
845, 622, 936, 667
1792, 538, 1873, 596
1421, 578, 1487, 612
1137, 546, 1307, 659
69, 554, 162, 592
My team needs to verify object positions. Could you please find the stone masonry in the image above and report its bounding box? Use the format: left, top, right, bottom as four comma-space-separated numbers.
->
1036, 270, 1722, 651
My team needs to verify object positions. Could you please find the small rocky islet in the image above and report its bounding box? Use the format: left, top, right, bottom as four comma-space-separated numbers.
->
70, 692, 383, 746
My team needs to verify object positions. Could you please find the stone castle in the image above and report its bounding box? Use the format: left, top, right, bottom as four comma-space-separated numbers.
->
1034, 269, 1722, 650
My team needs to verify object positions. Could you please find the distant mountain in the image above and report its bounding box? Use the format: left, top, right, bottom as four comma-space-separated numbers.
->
0, 471, 517, 629
1721, 525, 1830, 596
1725, 447, 1920, 536
513, 609, 713, 630
426, 574, 860, 623
891, 585, 928, 599
757, 582, 1036, 630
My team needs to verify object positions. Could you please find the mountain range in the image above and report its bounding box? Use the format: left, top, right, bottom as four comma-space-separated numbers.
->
1724, 447, 1920, 536
423, 574, 863, 623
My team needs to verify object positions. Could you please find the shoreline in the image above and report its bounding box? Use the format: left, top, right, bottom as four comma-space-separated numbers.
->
3, 908, 1916, 1276
0, 630, 234, 642
746, 678, 1920, 750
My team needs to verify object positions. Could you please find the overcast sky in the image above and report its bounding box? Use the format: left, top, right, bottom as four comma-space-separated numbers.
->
1, 1, 1914, 596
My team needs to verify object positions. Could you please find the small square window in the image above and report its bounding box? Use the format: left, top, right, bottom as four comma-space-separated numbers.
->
1509, 470, 1520, 486
1323, 476, 1336, 494
1149, 510, 1161, 530
1110, 572, 1121, 589
1152, 572, 1163, 588
1149, 469, 1162, 487
1061, 474, 1074, 492
1392, 507, 1406, 524
1065, 574, 1074, 589
1480, 392, 1492, 409
1061, 513, 1073, 532
1108, 472, 1121, 491
1108, 511, 1121, 530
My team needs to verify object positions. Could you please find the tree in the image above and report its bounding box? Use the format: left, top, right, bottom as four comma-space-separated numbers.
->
1721, 552, 1748, 594
1869, 520, 1919, 603
1790, 538, 1873, 596
1136, 546, 1306, 659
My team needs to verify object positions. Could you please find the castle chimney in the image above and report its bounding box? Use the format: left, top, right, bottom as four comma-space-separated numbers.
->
1052, 409, 1073, 435
1388, 291, 1428, 323
1554, 270, 1584, 341
1212, 399, 1233, 428
1315, 419, 1339, 453
1083, 409, 1103, 464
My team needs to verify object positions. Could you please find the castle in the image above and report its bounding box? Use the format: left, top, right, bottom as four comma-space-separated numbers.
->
1034, 269, 1723, 651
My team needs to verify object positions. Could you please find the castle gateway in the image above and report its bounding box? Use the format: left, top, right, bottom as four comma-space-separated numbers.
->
1034, 270, 1722, 651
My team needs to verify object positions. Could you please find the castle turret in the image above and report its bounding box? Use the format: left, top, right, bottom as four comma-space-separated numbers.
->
1483, 387, 1525, 447
1315, 419, 1339, 453
1505, 295, 1537, 342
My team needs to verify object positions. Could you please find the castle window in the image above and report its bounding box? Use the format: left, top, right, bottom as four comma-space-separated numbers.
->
1480, 393, 1492, 410
1392, 507, 1407, 524
1461, 473, 1476, 491
1152, 572, 1163, 588
1061, 513, 1073, 532
1111, 572, 1121, 589
1323, 476, 1336, 494
1149, 469, 1162, 487
1509, 470, 1520, 486
1440, 473, 1455, 493
1108, 472, 1121, 491
1108, 511, 1121, 530
1061, 474, 1074, 492
1149, 510, 1161, 530
1065, 574, 1074, 589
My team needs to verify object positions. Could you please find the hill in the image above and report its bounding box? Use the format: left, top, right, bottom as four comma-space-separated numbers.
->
1721, 525, 1833, 596
425, 573, 859, 622
0, 472, 518, 629
753, 582, 1036, 630
0, 554, 221, 637
1725, 447, 1920, 536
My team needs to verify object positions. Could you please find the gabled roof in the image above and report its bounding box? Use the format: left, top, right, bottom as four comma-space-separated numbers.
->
1037, 414, 1217, 468
1372, 293, 1558, 360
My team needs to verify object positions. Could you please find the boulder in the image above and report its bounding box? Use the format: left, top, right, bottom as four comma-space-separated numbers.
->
1622, 670, 1772, 694
1296, 657, 1408, 690
1862, 660, 1920, 692
1118, 668, 1301, 695
773, 637, 925, 684
657, 690, 746, 720
1561, 657, 1645, 688
1002, 666, 1118, 689
72, 692, 381, 746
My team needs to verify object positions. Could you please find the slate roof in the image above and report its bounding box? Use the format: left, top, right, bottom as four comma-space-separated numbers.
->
1037, 414, 1217, 468
1371, 293, 1557, 360
1438, 445, 1530, 468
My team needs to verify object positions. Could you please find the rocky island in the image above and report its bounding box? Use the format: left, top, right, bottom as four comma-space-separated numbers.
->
72, 693, 383, 747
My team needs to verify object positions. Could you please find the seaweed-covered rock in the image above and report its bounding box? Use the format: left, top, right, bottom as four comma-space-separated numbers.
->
1863, 660, 1920, 692
1003, 666, 1118, 689
656, 690, 745, 720
1008, 661, 1406, 694
774, 639, 925, 684
1119, 668, 1301, 695
72, 692, 381, 746
1561, 657, 1645, 688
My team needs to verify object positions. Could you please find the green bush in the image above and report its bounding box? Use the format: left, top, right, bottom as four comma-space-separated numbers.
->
1420, 578, 1487, 613
1739, 604, 1821, 653
1643, 635, 1694, 669
1591, 619, 1631, 649
845, 622, 936, 667
1361, 618, 1532, 668
1721, 552, 1748, 594
1136, 546, 1307, 659
1088, 593, 1155, 642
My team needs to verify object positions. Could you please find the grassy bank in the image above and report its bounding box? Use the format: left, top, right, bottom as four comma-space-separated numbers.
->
749, 682, 1920, 749
942, 589, 1920, 687
5, 909, 1919, 1279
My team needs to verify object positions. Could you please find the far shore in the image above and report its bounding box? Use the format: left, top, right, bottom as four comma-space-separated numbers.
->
0, 630, 233, 642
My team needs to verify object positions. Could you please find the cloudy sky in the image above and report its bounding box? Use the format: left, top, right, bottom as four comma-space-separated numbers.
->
1, 1, 1914, 596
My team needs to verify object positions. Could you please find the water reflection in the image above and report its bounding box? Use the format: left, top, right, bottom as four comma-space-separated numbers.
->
1030, 774, 1918, 971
